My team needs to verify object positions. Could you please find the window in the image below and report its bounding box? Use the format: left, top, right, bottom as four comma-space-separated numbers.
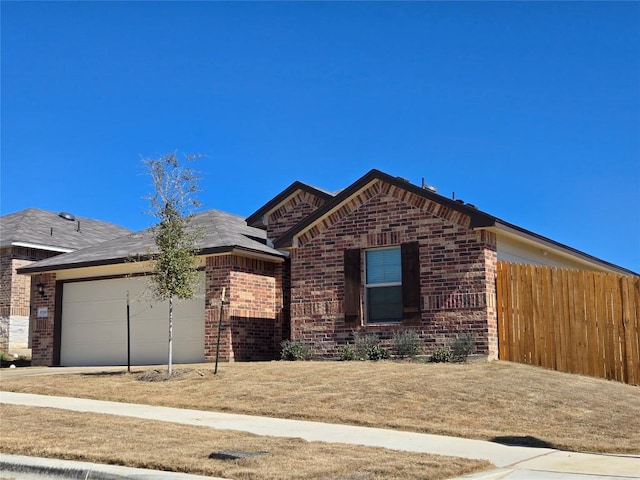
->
365, 247, 402, 323
343, 242, 420, 326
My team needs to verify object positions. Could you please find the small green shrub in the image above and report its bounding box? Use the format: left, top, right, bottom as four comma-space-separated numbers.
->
392, 330, 422, 358
280, 340, 311, 361
351, 333, 390, 361
366, 344, 390, 361
353, 333, 380, 360
337, 344, 355, 361
430, 346, 452, 363
450, 332, 475, 362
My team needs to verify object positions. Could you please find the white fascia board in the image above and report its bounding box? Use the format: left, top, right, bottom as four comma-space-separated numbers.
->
8, 241, 74, 253
230, 248, 285, 263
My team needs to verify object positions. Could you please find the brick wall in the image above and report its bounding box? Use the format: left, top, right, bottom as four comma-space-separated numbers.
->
1, 247, 58, 317
289, 179, 498, 359
204, 254, 281, 362
0, 248, 14, 314
266, 191, 328, 241
29, 273, 57, 366
0, 249, 12, 351
1, 247, 60, 354
275, 261, 291, 341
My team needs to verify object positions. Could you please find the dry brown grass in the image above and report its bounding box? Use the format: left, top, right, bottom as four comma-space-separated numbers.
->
2, 360, 639, 454
0, 404, 489, 480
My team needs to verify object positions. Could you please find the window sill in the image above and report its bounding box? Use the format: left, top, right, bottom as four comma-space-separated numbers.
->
363, 321, 403, 327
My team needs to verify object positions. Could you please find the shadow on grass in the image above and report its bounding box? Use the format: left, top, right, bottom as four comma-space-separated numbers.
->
80, 371, 131, 377
0, 359, 31, 368
491, 436, 556, 449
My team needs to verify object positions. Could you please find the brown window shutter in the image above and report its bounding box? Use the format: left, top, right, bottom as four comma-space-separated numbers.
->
401, 241, 421, 324
343, 248, 361, 325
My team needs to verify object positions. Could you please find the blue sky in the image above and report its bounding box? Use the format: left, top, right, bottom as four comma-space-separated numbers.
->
2, 1, 639, 272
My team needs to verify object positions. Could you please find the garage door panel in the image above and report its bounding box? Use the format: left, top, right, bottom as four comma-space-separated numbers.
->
61, 342, 128, 367
61, 275, 205, 366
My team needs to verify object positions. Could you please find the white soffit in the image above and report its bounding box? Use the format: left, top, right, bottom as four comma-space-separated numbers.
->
479, 223, 623, 274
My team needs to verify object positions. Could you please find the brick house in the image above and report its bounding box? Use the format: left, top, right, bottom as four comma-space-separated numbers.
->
18, 170, 635, 366
250, 169, 636, 360
0, 209, 130, 356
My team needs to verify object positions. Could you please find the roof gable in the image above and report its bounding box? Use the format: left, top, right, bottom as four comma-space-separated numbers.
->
272, 169, 636, 275
246, 181, 334, 229
273, 169, 493, 248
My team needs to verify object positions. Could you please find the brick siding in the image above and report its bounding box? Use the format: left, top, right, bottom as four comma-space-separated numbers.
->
1, 247, 60, 353
266, 191, 328, 241
289, 179, 498, 359
29, 273, 57, 366
204, 255, 281, 362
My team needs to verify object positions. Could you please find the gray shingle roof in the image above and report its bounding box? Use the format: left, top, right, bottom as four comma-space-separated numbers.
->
18, 209, 286, 274
0, 208, 132, 251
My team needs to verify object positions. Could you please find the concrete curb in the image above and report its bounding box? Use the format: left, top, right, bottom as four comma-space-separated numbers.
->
452, 468, 515, 480
0, 453, 228, 480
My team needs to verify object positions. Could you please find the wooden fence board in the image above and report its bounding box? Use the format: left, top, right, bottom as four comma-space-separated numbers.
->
523, 264, 533, 364
566, 269, 578, 374
585, 271, 598, 378
501, 262, 513, 361
574, 271, 585, 375
552, 267, 565, 372
594, 272, 607, 379
540, 268, 555, 368
605, 277, 616, 379
628, 276, 640, 385
497, 262, 640, 385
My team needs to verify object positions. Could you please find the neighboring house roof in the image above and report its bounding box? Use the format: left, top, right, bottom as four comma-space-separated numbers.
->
273, 169, 637, 276
0, 208, 131, 252
246, 181, 335, 228
18, 209, 286, 274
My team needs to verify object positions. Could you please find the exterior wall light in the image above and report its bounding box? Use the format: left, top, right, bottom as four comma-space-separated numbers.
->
36, 283, 46, 296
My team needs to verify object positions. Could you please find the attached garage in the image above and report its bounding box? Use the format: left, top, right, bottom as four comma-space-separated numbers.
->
18, 209, 287, 366
60, 274, 205, 366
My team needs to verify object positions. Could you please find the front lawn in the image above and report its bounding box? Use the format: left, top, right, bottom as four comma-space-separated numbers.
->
1, 360, 638, 454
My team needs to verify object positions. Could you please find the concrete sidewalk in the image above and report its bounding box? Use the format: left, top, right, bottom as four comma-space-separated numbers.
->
1, 391, 638, 479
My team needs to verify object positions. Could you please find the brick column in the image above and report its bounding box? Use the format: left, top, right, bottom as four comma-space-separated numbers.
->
481, 230, 499, 359
30, 273, 57, 366
204, 257, 232, 361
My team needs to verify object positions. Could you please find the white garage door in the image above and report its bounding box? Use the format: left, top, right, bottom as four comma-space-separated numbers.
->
60, 275, 205, 366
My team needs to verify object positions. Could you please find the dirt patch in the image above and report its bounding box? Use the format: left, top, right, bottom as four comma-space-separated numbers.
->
135, 368, 212, 382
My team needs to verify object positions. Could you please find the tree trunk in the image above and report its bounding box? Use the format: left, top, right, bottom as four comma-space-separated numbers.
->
168, 296, 173, 376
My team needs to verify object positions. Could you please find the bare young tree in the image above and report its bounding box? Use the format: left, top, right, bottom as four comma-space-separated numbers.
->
144, 151, 202, 376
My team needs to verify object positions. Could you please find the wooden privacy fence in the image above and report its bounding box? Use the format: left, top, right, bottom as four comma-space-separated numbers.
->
496, 262, 640, 385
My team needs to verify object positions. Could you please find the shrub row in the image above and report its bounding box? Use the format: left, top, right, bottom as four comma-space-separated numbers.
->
281, 331, 475, 363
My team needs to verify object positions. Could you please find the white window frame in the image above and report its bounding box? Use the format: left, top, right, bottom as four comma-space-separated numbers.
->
364, 246, 402, 324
